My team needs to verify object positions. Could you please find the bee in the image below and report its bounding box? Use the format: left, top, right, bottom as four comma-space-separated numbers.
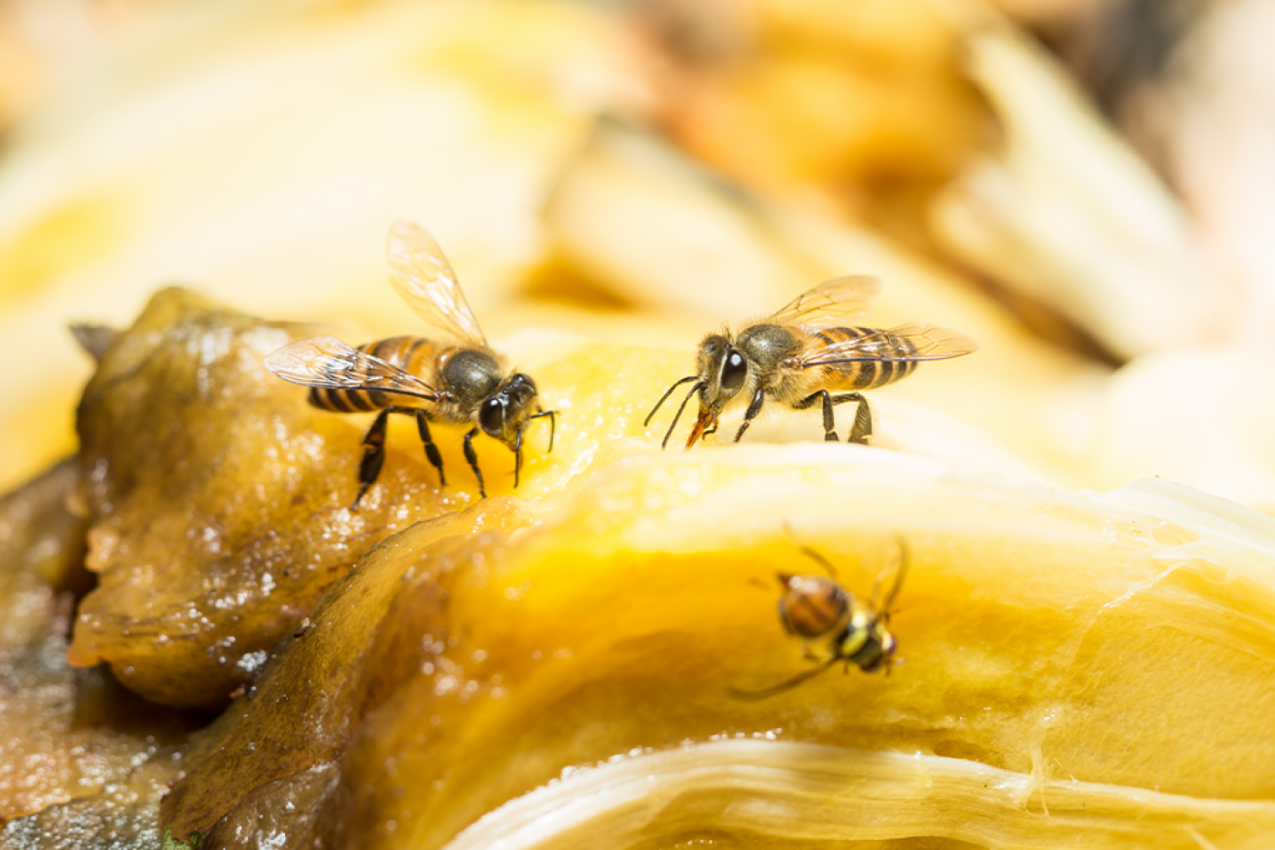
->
645, 277, 978, 449
731, 537, 907, 700
264, 220, 555, 507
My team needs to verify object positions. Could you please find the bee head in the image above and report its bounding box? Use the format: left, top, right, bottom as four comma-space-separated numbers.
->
857, 536, 907, 674
696, 334, 749, 411
479, 372, 539, 445
681, 334, 749, 448
853, 619, 899, 674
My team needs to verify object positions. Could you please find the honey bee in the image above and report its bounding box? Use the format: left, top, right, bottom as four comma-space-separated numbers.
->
731, 537, 907, 700
645, 277, 978, 449
265, 220, 555, 507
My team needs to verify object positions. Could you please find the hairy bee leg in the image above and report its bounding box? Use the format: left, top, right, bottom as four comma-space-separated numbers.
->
352, 408, 394, 510
462, 427, 487, 498
733, 387, 766, 443
794, 391, 869, 443
846, 394, 872, 444
412, 409, 446, 487
793, 391, 836, 441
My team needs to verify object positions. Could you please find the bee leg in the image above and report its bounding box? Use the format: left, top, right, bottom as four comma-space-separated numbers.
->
353, 408, 394, 510
793, 390, 837, 441
795, 391, 870, 443
462, 427, 487, 498
512, 428, 524, 489
413, 410, 446, 488
733, 388, 766, 442
843, 393, 872, 444
727, 654, 840, 701
795, 545, 839, 578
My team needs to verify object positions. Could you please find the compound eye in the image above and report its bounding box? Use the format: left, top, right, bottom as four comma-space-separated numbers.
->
510, 373, 537, 402
720, 350, 747, 393
479, 397, 504, 436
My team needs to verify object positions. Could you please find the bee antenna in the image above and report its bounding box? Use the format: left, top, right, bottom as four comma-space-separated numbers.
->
645, 375, 699, 427
530, 409, 556, 452
660, 380, 705, 450
728, 655, 840, 701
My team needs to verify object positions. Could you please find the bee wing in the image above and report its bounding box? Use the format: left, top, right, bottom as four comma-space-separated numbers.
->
767, 276, 882, 330
386, 219, 487, 347
794, 323, 979, 368
264, 336, 442, 402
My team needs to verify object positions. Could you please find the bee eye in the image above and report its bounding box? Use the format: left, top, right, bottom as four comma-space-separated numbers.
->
509, 373, 537, 404
479, 397, 504, 435
720, 350, 747, 393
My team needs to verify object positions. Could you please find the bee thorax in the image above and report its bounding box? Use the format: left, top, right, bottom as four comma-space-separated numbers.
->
441, 349, 503, 409
736, 324, 801, 372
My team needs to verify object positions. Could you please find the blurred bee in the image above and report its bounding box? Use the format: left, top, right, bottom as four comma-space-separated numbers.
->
731, 537, 907, 700
645, 277, 978, 449
265, 220, 555, 507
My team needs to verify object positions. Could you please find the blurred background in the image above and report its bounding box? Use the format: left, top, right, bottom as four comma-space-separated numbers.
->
1, 0, 1272, 510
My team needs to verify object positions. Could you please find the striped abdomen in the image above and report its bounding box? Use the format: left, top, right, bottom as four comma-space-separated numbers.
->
778, 574, 850, 639
810, 326, 918, 390
308, 336, 442, 412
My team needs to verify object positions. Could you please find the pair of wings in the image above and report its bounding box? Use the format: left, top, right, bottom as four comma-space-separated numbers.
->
767, 276, 979, 368
265, 221, 485, 398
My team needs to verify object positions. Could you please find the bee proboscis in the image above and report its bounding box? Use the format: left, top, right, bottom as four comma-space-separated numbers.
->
265, 220, 555, 506
731, 537, 908, 700
645, 276, 978, 449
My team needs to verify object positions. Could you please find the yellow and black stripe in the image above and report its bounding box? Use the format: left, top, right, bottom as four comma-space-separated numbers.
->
811, 327, 919, 390
307, 336, 440, 413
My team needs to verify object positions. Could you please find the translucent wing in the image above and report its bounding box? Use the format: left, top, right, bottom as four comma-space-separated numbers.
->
385, 219, 487, 347
264, 336, 442, 402
794, 323, 979, 368
767, 276, 881, 330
